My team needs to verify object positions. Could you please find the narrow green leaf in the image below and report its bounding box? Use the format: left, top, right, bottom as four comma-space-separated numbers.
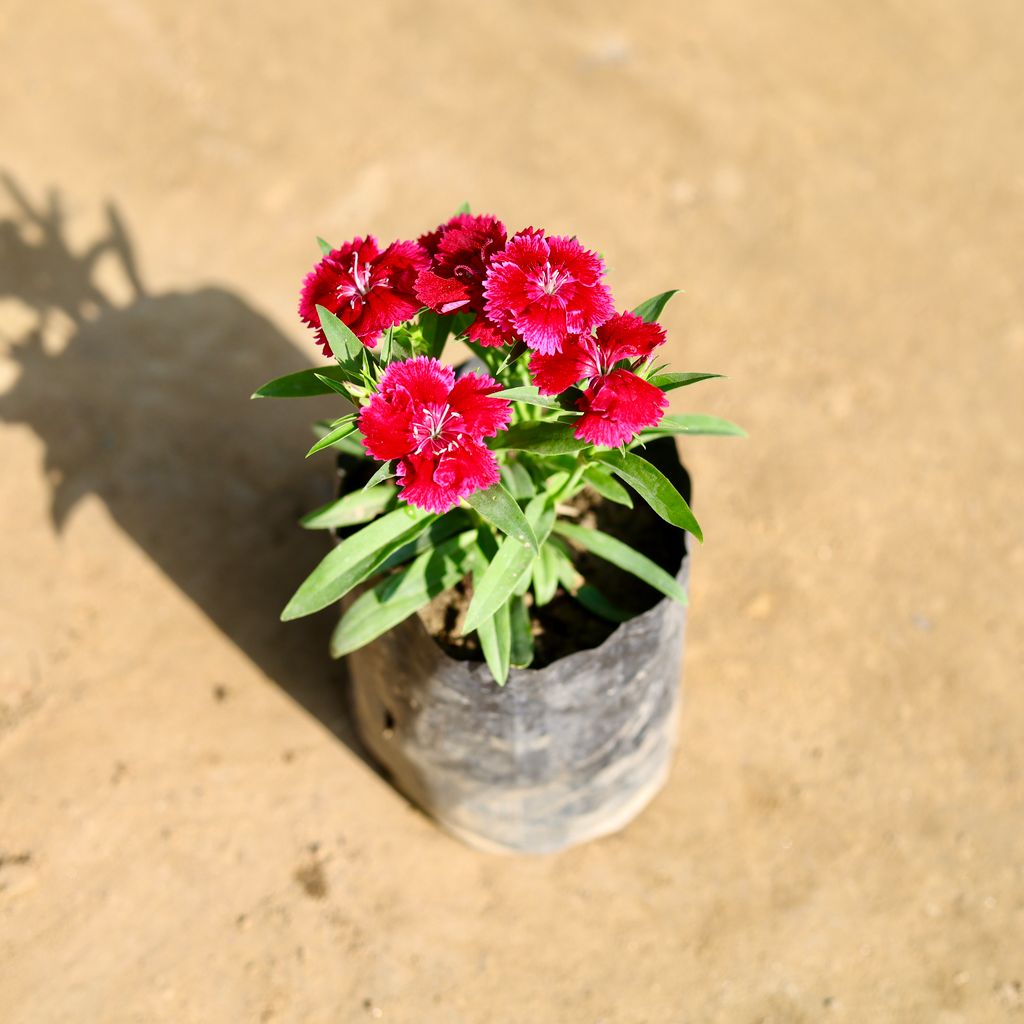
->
476, 594, 512, 686
495, 340, 528, 376
316, 304, 364, 363
647, 372, 724, 392
582, 465, 633, 507
313, 372, 354, 398
466, 483, 538, 552
631, 289, 679, 324
317, 236, 333, 255
362, 459, 394, 490
575, 585, 631, 622
509, 595, 534, 669
336, 432, 367, 457
528, 544, 552, 606
300, 486, 397, 529
306, 419, 357, 457
252, 364, 354, 399
312, 420, 365, 456
553, 522, 687, 605
378, 510, 473, 571
549, 539, 584, 593
378, 328, 393, 364
381, 326, 413, 364
330, 534, 475, 657
596, 449, 703, 541
499, 458, 536, 500
462, 540, 532, 636
492, 421, 587, 456
281, 506, 435, 620
532, 542, 560, 606
543, 471, 571, 495
462, 495, 553, 635
454, 201, 472, 215
492, 386, 562, 410
418, 309, 452, 359
637, 413, 747, 439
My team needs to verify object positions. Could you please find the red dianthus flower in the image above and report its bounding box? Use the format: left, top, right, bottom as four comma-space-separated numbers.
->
530, 311, 669, 447
299, 236, 427, 354
483, 229, 614, 355
358, 357, 511, 513
415, 213, 512, 348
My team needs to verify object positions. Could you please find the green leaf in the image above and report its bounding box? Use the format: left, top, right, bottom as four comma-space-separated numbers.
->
306, 419, 357, 457
543, 471, 571, 495
378, 510, 473, 571
582, 465, 633, 507
596, 449, 703, 541
380, 325, 413, 365
281, 505, 435, 620
509, 595, 534, 668
492, 386, 563, 410
492, 421, 587, 457
531, 542, 560, 606
251, 365, 355, 399
499, 458, 536, 500
476, 594, 511, 685
330, 533, 475, 657
362, 459, 394, 490
317, 236, 333, 255
553, 522, 687, 605
647, 372, 723, 392
454, 201, 472, 215
637, 413, 746, 439
316, 304, 364, 363
465, 483, 538, 552
462, 495, 554, 635
631, 289, 679, 324
575, 585, 631, 622
313, 420, 366, 456
548, 539, 584, 593
313, 372, 354, 398
299, 486, 397, 530
418, 310, 452, 359
336, 433, 368, 457
495, 340, 528, 375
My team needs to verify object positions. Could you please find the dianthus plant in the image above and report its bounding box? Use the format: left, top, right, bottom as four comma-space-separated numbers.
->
254, 208, 742, 684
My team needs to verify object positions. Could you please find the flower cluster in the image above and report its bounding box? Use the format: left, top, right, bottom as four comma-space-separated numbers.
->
265, 208, 737, 683
293, 211, 685, 513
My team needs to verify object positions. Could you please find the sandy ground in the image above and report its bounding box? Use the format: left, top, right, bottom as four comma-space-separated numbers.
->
1, 1, 1023, 1021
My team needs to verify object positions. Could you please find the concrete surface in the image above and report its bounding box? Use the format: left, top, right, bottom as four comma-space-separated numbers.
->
1, 2, 1022, 1021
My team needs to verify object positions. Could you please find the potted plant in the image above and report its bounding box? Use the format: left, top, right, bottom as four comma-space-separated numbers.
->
253, 209, 743, 853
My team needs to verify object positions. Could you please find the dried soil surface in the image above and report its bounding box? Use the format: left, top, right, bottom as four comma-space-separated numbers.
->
2, 3, 1023, 1022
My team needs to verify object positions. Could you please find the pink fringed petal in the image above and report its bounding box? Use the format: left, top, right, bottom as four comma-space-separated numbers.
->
529, 340, 594, 395
573, 369, 668, 447
448, 372, 511, 438
397, 440, 501, 513
595, 311, 666, 364
377, 356, 455, 406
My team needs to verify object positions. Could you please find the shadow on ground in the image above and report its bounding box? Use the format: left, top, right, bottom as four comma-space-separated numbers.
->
0, 174, 369, 756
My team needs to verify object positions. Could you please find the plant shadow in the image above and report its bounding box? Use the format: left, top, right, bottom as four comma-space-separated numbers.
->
0, 174, 373, 760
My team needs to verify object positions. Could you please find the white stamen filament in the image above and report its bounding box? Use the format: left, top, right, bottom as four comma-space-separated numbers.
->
537, 265, 562, 295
